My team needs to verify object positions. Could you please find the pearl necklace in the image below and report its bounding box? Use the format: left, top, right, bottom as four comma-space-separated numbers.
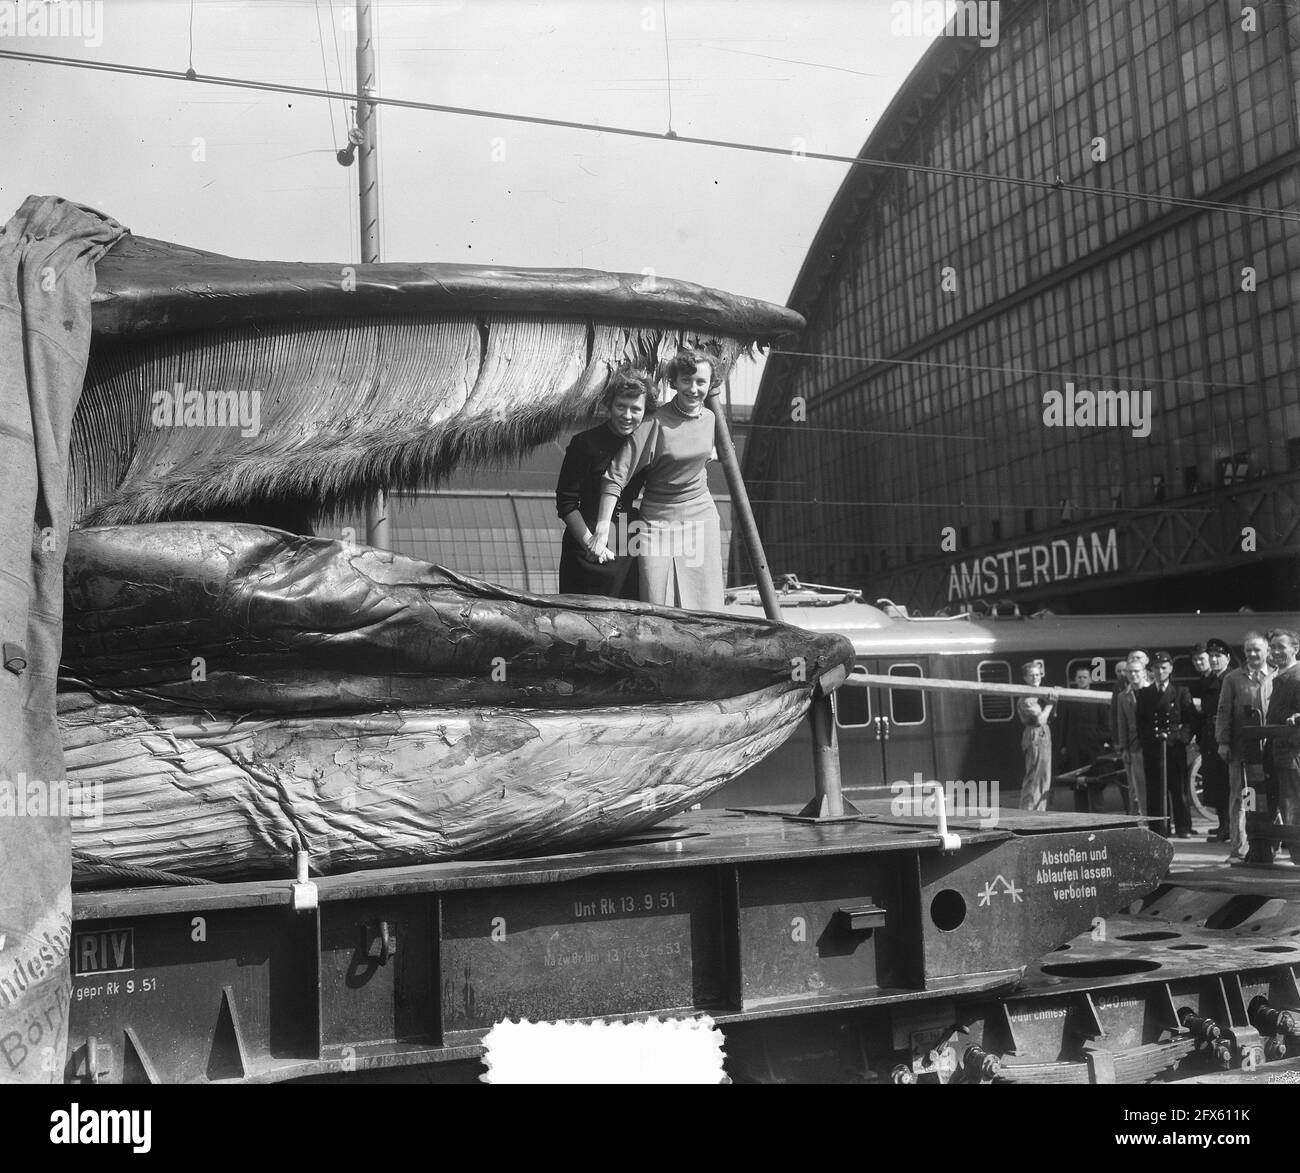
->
670, 396, 703, 419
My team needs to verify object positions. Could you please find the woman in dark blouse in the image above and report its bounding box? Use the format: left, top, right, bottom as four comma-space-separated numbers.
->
555, 370, 656, 598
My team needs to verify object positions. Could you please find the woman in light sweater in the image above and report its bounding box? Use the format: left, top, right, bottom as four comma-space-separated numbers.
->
1017, 659, 1057, 811
590, 349, 723, 611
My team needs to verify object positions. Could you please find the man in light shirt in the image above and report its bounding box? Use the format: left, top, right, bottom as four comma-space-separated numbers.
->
1116, 654, 1148, 817
1215, 633, 1273, 862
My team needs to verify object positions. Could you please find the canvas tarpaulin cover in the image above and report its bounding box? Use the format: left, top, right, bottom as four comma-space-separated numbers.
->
0, 196, 125, 1083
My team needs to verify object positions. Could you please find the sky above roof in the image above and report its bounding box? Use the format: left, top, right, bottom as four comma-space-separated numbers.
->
2, 0, 936, 399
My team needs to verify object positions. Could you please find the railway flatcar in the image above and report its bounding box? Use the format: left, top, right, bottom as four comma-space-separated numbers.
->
713, 583, 1300, 816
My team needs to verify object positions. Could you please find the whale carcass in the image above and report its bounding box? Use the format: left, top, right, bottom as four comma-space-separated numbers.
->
45, 210, 849, 880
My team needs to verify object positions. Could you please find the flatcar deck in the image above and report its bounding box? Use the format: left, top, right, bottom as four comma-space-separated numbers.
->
72, 805, 1152, 917
63, 808, 1300, 1084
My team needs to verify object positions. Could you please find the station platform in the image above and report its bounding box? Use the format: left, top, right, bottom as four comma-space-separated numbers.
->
1167, 816, 1300, 890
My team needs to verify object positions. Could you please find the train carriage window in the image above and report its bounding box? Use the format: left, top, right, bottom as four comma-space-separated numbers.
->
834, 666, 872, 728
1066, 657, 1106, 685
977, 661, 1014, 721
888, 664, 926, 725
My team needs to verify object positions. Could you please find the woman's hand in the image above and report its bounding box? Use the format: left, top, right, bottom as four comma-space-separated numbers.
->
586, 522, 614, 564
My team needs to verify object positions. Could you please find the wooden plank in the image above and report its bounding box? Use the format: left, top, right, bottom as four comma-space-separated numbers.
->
843, 674, 1112, 704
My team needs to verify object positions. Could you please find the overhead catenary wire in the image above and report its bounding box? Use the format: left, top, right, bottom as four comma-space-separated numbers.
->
1044, 0, 1062, 186
768, 349, 1249, 392
661, 0, 674, 136
308, 1, 357, 270
334, 4, 361, 266
312, 0, 339, 145
706, 45, 885, 78
2, 48, 1299, 226
326, 0, 348, 111
739, 497, 1217, 515
745, 421, 985, 441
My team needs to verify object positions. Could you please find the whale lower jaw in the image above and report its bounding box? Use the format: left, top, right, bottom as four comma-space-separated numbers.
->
62, 681, 812, 880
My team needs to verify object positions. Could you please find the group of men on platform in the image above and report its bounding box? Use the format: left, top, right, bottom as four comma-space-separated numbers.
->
1054, 630, 1300, 863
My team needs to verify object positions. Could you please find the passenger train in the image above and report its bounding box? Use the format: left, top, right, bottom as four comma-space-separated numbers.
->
711, 582, 1300, 815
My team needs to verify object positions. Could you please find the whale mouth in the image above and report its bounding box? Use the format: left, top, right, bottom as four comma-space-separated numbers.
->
60, 522, 855, 879
77, 233, 803, 532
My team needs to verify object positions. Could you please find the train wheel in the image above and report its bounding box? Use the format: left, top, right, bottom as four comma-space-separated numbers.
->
1188, 757, 1213, 821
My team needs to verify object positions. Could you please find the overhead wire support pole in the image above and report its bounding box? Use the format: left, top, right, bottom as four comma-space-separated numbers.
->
355, 0, 380, 266
355, 0, 389, 550
712, 378, 781, 623
709, 377, 852, 822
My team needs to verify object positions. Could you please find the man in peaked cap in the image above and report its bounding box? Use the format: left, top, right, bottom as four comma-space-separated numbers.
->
1190, 639, 1233, 841
1136, 650, 1196, 837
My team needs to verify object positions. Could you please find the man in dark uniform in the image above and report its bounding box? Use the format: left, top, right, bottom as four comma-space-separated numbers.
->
1137, 650, 1196, 837
1264, 629, 1300, 864
1109, 660, 1129, 748
1190, 644, 1211, 681
1190, 638, 1233, 842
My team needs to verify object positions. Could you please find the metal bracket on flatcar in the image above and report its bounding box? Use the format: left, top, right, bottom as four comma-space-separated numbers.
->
366, 920, 398, 964
291, 849, 318, 912
837, 904, 887, 933
77, 1035, 113, 1083
912, 780, 961, 851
